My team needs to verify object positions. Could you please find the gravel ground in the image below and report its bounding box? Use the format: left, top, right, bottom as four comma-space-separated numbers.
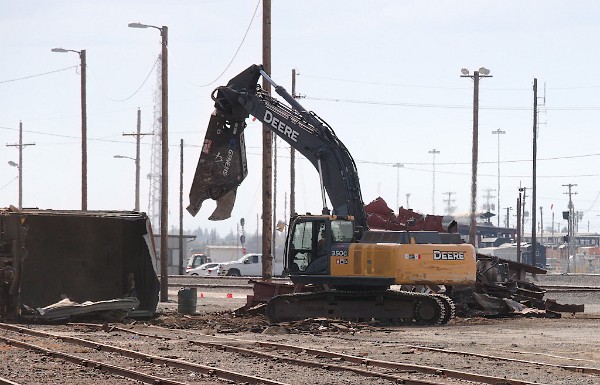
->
2, 274, 599, 385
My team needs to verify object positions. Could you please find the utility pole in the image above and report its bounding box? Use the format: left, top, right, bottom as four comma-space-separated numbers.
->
563, 183, 577, 273
122, 108, 153, 211
429, 149, 440, 214
531, 78, 538, 267
6, 121, 35, 209
272, 134, 277, 262
492, 129, 505, 226
290, 69, 297, 218
540, 206, 544, 245
81, 49, 87, 210
50, 47, 87, 210
262, 0, 273, 280
517, 191, 522, 264
482, 188, 497, 212
461, 67, 492, 247
551, 210, 555, 243
504, 207, 512, 228
179, 139, 184, 275
393, 163, 404, 209
443, 191, 456, 215
521, 186, 527, 239
159, 25, 169, 302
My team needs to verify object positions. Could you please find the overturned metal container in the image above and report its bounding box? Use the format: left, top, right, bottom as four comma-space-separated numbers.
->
0, 207, 160, 320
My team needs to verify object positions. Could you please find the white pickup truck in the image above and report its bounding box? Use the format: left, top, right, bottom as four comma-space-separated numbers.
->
218, 253, 286, 277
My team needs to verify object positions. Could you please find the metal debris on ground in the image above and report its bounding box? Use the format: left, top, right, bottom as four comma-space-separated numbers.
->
451, 253, 584, 318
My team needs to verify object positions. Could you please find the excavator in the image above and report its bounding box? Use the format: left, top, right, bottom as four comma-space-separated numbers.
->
188, 64, 476, 325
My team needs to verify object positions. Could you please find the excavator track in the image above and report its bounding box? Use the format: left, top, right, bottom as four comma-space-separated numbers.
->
266, 290, 453, 325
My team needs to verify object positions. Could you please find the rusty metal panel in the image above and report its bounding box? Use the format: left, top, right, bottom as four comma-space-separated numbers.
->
0, 208, 159, 320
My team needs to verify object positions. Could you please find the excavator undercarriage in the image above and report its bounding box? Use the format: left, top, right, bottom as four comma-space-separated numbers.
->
265, 289, 455, 325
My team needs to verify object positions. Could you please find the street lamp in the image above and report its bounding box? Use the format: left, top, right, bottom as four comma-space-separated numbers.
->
51, 47, 87, 210
114, 155, 140, 211
461, 67, 492, 246
129, 21, 169, 302
7, 161, 20, 208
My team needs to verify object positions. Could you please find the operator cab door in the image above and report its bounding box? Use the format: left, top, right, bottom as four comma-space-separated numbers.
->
285, 218, 330, 275
284, 217, 356, 276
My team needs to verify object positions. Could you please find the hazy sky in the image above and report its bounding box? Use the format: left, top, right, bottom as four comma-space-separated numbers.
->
2, 1, 600, 237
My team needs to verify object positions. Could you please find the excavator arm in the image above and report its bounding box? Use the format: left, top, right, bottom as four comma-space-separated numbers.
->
188, 64, 367, 228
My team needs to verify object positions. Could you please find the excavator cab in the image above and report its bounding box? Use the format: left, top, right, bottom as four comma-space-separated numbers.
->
285, 215, 356, 276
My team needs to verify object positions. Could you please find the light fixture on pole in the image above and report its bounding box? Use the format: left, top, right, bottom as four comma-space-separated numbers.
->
129, 21, 169, 302
114, 155, 139, 211
7, 161, 20, 208
492, 129, 506, 227
51, 47, 87, 210
461, 67, 492, 246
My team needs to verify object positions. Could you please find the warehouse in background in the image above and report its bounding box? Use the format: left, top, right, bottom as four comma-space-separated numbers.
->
0, 207, 159, 320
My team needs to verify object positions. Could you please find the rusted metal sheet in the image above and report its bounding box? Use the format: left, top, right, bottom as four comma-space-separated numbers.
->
0, 208, 159, 320
544, 299, 585, 313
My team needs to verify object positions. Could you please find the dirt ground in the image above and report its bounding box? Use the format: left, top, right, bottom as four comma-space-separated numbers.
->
149, 274, 600, 384
2, 274, 600, 385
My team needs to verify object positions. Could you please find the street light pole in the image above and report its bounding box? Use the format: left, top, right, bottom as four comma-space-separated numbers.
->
461, 67, 492, 246
51, 47, 87, 210
129, 22, 169, 302
7, 121, 35, 209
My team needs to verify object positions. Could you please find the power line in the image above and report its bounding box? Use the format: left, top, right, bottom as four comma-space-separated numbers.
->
305, 95, 600, 111
0, 176, 18, 191
184, 0, 261, 88
87, 57, 159, 102
0, 65, 78, 84
300, 73, 600, 91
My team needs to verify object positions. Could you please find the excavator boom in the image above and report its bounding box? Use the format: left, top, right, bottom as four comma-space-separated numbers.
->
187, 64, 367, 227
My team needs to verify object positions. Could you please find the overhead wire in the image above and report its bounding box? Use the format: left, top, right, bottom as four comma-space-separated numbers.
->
305, 95, 600, 111
301, 73, 600, 91
0, 177, 18, 191
0, 66, 78, 84
182, 0, 261, 88
87, 56, 159, 102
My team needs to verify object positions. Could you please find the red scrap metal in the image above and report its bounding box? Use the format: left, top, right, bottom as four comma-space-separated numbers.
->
365, 197, 447, 232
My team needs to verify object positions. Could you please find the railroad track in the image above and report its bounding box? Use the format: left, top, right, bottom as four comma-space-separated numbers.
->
82, 322, 600, 385
0, 322, 536, 385
537, 284, 600, 292
3, 321, 599, 384
0, 322, 284, 385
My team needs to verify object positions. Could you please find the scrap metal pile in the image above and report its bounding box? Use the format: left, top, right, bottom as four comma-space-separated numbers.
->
452, 254, 584, 318
365, 198, 584, 319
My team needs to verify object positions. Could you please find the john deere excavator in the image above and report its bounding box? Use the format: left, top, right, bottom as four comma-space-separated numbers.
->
188, 64, 476, 325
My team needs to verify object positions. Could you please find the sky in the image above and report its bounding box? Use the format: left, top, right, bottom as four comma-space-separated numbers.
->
2, 0, 600, 238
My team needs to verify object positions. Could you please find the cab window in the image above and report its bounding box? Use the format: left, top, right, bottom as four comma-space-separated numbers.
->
331, 220, 354, 243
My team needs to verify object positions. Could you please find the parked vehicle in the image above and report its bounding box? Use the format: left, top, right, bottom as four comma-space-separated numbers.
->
206, 245, 244, 263
186, 262, 220, 276
185, 253, 211, 274
218, 253, 285, 277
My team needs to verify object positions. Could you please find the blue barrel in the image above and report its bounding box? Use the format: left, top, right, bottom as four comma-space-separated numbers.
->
178, 288, 197, 314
